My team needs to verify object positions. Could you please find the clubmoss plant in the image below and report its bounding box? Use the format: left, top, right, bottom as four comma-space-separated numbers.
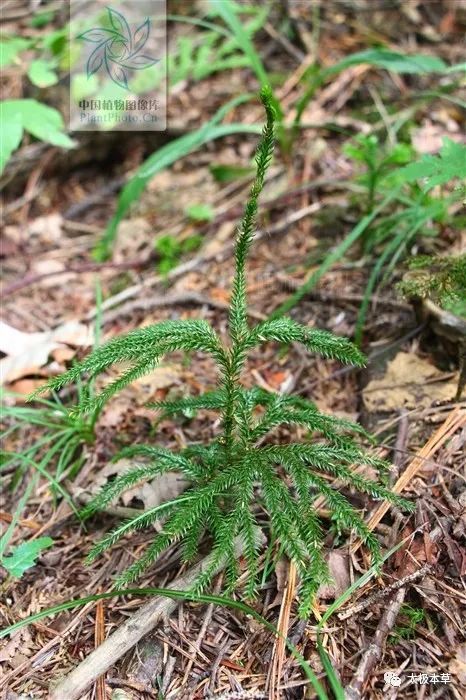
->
398, 253, 466, 400
398, 253, 466, 314
33, 88, 410, 617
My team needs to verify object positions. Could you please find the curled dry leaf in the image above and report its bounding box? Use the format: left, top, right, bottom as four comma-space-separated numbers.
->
89, 459, 188, 512
132, 364, 183, 404
0, 320, 93, 384
317, 550, 351, 600
121, 471, 188, 510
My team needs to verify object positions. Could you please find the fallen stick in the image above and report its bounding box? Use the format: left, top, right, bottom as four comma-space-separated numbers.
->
337, 563, 431, 620
344, 587, 406, 700
344, 523, 444, 699
101, 290, 266, 327
49, 534, 260, 700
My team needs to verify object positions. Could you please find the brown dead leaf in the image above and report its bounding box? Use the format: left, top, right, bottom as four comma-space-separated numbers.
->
203, 221, 235, 257
263, 369, 291, 392
275, 557, 289, 593
210, 287, 230, 304
362, 352, 458, 413
122, 471, 188, 509
0, 320, 93, 384
90, 459, 188, 512
132, 364, 183, 404
113, 218, 151, 262
449, 643, 466, 684
28, 213, 63, 244
318, 550, 350, 600
7, 378, 48, 396
0, 629, 33, 664
98, 399, 130, 428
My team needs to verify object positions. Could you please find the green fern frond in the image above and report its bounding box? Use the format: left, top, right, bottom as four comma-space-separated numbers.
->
263, 444, 404, 503
116, 444, 204, 479
249, 395, 370, 445
306, 471, 382, 562
259, 465, 310, 575
77, 356, 161, 415
114, 462, 244, 587
181, 515, 205, 564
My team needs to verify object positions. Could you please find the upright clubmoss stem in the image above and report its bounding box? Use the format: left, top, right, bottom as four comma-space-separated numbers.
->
221, 87, 276, 452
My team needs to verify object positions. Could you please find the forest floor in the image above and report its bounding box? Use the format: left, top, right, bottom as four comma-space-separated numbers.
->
1, 2, 465, 699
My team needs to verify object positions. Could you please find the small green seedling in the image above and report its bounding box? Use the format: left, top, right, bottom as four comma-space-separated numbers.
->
389, 604, 426, 644
185, 203, 214, 222
155, 233, 203, 276
33, 89, 410, 617
344, 134, 413, 218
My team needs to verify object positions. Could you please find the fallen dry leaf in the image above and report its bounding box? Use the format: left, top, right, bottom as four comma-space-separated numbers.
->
449, 643, 466, 684
7, 378, 48, 396
203, 220, 235, 257
122, 471, 188, 509
0, 320, 93, 384
113, 217, 151, 262
91, 459, 188, 512
362, 352, 458, 413
28, 213, 63, 244
132, 364, 183, 403
318, 550, 350, 600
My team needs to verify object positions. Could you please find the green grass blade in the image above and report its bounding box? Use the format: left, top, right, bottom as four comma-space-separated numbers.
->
211, 0, 282, 118
166, 14, 233, 39
9, 448, 80, 518
317, 646, 345, 700
1, 429, 71, 474
354, 229, 406, 346
0, 474, 38, 558
271, 190, 400, 318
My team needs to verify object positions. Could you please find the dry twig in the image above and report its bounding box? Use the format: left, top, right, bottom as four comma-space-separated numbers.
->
344, 587, 407, 700
267, 561, 297, 700
338, 564, 431, 621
